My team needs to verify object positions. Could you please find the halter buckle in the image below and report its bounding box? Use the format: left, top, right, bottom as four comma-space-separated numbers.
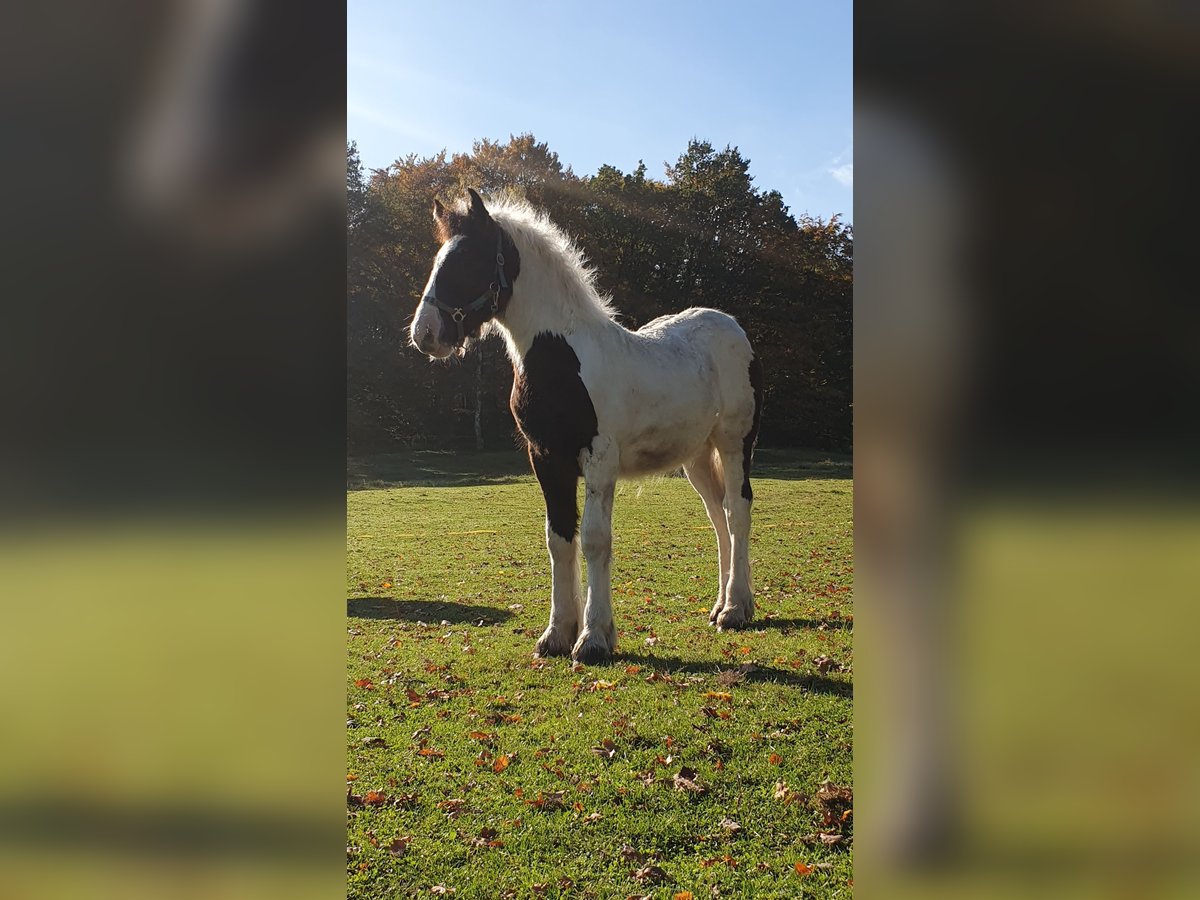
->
450, 308, 465, 323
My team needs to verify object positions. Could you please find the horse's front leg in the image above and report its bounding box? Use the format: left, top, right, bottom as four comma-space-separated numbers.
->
531, 452, 582, 658
573, 438, 618, 664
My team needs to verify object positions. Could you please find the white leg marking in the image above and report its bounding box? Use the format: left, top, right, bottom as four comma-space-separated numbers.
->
716, 448, 754, 630
535, 523, 582, 657
683, 446, 731, 626
573, 437, 619, 663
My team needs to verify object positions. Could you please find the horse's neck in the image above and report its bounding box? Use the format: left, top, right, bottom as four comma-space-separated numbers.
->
496, 258, 617, 363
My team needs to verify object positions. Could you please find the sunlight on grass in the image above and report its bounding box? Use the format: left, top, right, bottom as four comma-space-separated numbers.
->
347, 453, 853, 898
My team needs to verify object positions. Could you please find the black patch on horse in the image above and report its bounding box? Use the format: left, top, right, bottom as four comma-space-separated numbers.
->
430, 190, 520, 343
510, 333, 599, 540
741, 355, 764, 501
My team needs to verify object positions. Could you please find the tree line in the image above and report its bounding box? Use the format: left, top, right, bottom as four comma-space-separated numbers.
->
347, 135, 851, 454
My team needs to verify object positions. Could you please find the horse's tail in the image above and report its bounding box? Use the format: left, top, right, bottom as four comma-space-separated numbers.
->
741, 353, 764, 501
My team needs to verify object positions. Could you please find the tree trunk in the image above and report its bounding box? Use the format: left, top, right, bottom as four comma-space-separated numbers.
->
474, 343, 485, 451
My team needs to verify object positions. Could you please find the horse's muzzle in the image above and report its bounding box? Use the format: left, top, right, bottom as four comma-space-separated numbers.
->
414, 331, 453, 360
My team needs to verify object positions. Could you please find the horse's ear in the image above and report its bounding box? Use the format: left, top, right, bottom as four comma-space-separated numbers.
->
432, 198, 447, 223
466, 187, 490, 222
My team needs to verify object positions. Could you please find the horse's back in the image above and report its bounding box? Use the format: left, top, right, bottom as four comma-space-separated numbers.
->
583, 307, 758, 475
636, 307, 756, 412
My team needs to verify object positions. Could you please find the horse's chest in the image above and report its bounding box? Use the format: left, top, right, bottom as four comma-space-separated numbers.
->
510, 333, 598, 463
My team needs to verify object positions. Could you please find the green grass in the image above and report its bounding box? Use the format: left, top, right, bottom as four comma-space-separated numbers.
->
347, 449, 853, 899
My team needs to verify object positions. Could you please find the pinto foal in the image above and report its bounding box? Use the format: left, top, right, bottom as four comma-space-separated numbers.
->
410, 189, 763, 664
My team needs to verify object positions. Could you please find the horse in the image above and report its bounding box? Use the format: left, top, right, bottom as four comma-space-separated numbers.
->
410, 189, 763, 664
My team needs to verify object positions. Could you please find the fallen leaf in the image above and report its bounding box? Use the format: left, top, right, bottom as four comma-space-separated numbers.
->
436, 798, 466, 818
492, 754, 510, 773
715, 669, 746, 688
674, 893, 695, 900
361, 736, 387, 749
527, 790, 567, 811
672, 767, 707, 795
387, 836, 411, 856
430, 887, 455, 896
354, 678, 374, 690
633, 864, 669, 885
813, 654, 842, 674
417, 748, 444, 759
624, 665, 642, 674
363, 790, 388, 807
795, 862, 814, 876
719, 817, 742, 833
583, 811, 603, 824
769, 753, 782, 766
592, 738, 617, 759
773, 781, 802, 803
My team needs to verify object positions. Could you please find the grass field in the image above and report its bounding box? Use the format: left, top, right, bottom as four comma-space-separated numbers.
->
347, 449, 853, 899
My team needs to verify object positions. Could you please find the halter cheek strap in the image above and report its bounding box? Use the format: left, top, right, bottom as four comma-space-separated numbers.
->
421, 229, 510, 346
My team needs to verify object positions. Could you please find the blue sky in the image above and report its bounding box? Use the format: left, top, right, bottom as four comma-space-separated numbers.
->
348, 1, 852, 223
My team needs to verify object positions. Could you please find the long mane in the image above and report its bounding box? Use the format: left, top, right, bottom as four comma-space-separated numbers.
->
482, 196, 619, 326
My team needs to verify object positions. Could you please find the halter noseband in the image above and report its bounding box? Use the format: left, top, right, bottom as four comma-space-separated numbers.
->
421, 229, 510, 347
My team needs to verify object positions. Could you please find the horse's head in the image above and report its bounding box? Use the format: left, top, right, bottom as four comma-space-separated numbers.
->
410, 188, 519, 359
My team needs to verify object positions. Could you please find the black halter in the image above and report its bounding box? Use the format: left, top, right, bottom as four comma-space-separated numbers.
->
421, 228, 510, 346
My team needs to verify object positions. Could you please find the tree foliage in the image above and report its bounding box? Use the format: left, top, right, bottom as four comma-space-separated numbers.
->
347, 136, 852, 453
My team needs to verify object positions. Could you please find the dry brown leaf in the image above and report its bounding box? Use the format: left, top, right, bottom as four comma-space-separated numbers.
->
527, 790, 567, 811
592, 738, 617, 759
672, 767, 707, 795
492, 754, 510, 773
632, 864, 669, 884
387, 836, 411, 857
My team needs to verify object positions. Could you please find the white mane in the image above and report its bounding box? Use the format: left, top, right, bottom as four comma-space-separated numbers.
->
482, 196, 619, 327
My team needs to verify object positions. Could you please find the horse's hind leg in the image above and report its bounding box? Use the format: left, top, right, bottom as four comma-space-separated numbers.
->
683, 444, 731, 626
713, 444, 755, 630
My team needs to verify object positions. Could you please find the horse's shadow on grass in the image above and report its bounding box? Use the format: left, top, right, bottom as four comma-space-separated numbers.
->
605, 650, 853, 699
756, 616, 853, 632
347, 596, 514, 625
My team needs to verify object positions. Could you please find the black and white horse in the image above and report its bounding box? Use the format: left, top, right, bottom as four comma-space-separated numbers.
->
411, 190, 763, 663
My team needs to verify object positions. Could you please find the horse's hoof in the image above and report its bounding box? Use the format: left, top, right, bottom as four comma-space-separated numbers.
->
534, 626, 576, 658
571, 629, 613, 664
715, 606, 749, 631
708, 600, 724, 626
